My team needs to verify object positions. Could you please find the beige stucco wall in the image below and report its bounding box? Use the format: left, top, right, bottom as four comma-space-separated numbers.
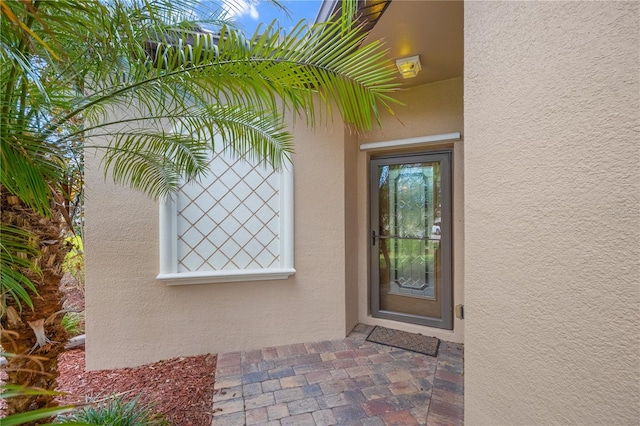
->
356, 77, 465, 343
464, 1, 639, 424
85, 112, 351, 369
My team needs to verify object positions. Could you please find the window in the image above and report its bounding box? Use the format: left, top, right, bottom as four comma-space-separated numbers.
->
158, 136, 294, 285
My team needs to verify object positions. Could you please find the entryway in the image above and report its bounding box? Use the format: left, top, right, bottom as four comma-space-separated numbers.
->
370, 152, 453, 329
211, 324, 464, 425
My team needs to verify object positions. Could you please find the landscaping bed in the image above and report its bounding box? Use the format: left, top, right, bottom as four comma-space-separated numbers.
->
2, 274, 218, 425
56, 349, 217, 425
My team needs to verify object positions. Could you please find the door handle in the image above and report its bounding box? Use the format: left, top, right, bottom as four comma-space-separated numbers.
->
371, 230, 390, 245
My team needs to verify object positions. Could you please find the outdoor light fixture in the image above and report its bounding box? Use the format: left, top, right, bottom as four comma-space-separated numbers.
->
396, 55, 422, 79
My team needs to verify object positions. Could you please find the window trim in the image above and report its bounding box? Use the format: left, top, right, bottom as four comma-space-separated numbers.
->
157, 163, 295, 286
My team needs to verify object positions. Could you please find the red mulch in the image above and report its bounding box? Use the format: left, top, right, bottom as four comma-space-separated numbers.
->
56, 349, 217, 426
60, 275, 85, 313
2, 275, 218, 425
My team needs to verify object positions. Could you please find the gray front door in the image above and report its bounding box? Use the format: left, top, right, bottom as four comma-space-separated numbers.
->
370, 152, 452, 329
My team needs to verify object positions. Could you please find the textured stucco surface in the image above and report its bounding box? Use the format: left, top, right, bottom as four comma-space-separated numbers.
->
85, 114, 350, 369
85, 77, 466, 368
357, 78, 465, 343
464, 2, 639, 424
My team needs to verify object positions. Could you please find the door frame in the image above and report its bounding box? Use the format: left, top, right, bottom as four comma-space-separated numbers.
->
369, 150, 453, 329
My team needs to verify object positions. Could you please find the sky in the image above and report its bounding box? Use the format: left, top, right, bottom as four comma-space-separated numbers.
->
198, 0, 324, 36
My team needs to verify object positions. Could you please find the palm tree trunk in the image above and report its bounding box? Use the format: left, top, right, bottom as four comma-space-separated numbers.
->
1, 187, 70, 415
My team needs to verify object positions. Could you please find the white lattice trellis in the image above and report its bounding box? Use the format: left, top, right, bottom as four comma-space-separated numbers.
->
177, 152, 281, 272
158, 136, 294, 285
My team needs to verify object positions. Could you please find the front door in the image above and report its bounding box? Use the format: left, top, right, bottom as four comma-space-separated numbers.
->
370, 152, 452, 329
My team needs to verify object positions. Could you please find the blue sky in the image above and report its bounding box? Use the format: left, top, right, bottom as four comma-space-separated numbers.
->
199, 0, 323, 35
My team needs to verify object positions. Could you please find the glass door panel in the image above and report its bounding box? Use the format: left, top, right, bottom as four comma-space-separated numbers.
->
370, 152, 452, 329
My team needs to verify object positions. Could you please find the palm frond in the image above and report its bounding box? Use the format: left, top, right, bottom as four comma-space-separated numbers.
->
99, 130, 210, 198
205, 105, 294, 169
0, 135, 65, 217
91, 104, 292, 197
0, 224, 41, 313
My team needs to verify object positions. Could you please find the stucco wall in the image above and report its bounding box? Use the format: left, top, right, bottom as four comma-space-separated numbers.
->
85, 113, 350, 369
356, 77, 465, 343
464, 2, 639, 424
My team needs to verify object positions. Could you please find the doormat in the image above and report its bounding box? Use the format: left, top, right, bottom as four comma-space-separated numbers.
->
366, 326, 439, 357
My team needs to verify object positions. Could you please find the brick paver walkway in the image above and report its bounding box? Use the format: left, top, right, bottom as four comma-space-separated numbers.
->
212, 324, 463, 425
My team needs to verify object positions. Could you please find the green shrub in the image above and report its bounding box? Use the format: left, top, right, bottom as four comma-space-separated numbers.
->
62, 236, 85, 290
58, 395, 170, 426
61, 311, 85, 337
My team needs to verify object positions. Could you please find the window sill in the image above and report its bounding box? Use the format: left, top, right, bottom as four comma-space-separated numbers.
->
157, 268, 296, 285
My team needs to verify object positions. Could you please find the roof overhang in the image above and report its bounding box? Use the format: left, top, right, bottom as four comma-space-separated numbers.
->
315, 0, 392, 32
315, 0, 463, 87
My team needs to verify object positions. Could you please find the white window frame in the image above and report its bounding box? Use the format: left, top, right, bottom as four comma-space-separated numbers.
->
157, 163, 295, 286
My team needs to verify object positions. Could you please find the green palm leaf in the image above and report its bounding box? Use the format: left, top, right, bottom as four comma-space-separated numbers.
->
0, 225, 41, 313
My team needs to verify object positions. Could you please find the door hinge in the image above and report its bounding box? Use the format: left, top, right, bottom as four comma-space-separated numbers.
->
455, 304, 464, 319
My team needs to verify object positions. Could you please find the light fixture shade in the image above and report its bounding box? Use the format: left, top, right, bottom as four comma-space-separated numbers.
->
395, 55, 422, 79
